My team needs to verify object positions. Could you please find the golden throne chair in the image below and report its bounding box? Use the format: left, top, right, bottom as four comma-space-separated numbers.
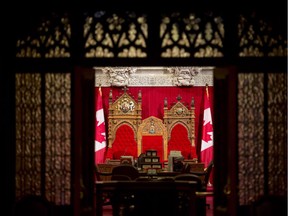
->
106, 88, 142, 160
163, 95, 196, 160
137, 116, 168, 162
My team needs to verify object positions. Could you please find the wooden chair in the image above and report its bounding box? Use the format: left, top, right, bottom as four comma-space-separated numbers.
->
181, 162, 192, 173
189, 160, 214, 186
190, 160, 214, 209
94, 164, 115, 206
174, 173, 205, 191
95, 164, 116, 181
110, 165, 139, 215
111, 175, 132, 181
111, 164, 139, 180
203, 160, 214, 186
96, 180, 200, 216
174, 174, 206, 216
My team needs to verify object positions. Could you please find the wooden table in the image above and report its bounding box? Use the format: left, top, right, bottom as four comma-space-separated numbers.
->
95, 180, 204, 216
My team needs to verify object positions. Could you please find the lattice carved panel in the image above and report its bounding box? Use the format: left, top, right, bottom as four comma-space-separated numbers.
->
45, 73, 71, 205
160, 11, 224, 58
238, 13, 287, 57
238, 73, 265, 205
267, 73, 287, 196
84, 11, 148, 58
16, 13, 71, 58
15, 73, 71, 205
15, 74, 42, 198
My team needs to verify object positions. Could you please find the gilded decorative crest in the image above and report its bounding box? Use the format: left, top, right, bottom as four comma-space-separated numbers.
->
118, 98, 135, 113
149, 119, 156, 134
175, 107, 184, 115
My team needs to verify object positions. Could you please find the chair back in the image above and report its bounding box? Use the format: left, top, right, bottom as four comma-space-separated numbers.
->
174, 174, 207, 216
181, 163, 191, 173
111, 174, 132, 181
204, 160, 214, 186
174, 174, 204, 191
95, 164, 116, 181
112, 164, 139, 180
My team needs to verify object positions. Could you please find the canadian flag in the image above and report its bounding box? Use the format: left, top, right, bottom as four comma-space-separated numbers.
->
95, 86, 106, 164
200, 85, 213, 169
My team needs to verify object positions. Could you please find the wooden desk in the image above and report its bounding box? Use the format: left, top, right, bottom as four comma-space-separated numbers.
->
185, 162, 205, 172
95, 164, 117, 181
95, 180, 203, 216
138, 170, 181, 177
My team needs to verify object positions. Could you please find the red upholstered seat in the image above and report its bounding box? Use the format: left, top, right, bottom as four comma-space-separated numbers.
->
168, 124, 197, 159
109, 125, 137, 159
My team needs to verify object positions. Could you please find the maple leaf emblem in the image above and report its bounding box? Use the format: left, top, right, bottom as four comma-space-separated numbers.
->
201, 107, 213, 151
202, 121, 213, 143
96, 109, 106, 143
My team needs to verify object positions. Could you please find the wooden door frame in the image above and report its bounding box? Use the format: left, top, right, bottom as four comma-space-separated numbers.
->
213, 67, 238, 216
73, 67, 96, 216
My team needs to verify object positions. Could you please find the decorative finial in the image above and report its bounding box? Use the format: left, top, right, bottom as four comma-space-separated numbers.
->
164, 97, 168, 107
122, 86, 129, 93
177, 95, 182, 101
191, 97, 194, 107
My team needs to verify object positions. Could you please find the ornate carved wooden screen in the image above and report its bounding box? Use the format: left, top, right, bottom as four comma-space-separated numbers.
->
137, 116, 168, 162
163, 95, 196, 159
107, 88, 142, 159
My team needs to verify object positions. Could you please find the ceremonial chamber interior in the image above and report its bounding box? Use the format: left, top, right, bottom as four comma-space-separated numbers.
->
1, 1, 286, 216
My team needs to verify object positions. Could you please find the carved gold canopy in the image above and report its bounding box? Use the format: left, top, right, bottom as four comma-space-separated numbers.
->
137, 116, 168, 160
108, 88, 142, 147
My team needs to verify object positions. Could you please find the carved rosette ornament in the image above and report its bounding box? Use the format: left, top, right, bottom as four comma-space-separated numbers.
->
168, 67, 200, 86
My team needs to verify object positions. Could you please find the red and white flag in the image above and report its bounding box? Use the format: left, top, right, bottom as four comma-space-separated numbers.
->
95, 86, 106, 164
201, 85, 213, 169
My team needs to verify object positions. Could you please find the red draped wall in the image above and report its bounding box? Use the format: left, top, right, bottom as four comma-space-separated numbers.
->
96, 86, 214, 160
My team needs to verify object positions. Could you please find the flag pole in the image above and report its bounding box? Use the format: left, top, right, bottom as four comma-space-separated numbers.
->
206, 83, 209, 99
99, 84, 102, 96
